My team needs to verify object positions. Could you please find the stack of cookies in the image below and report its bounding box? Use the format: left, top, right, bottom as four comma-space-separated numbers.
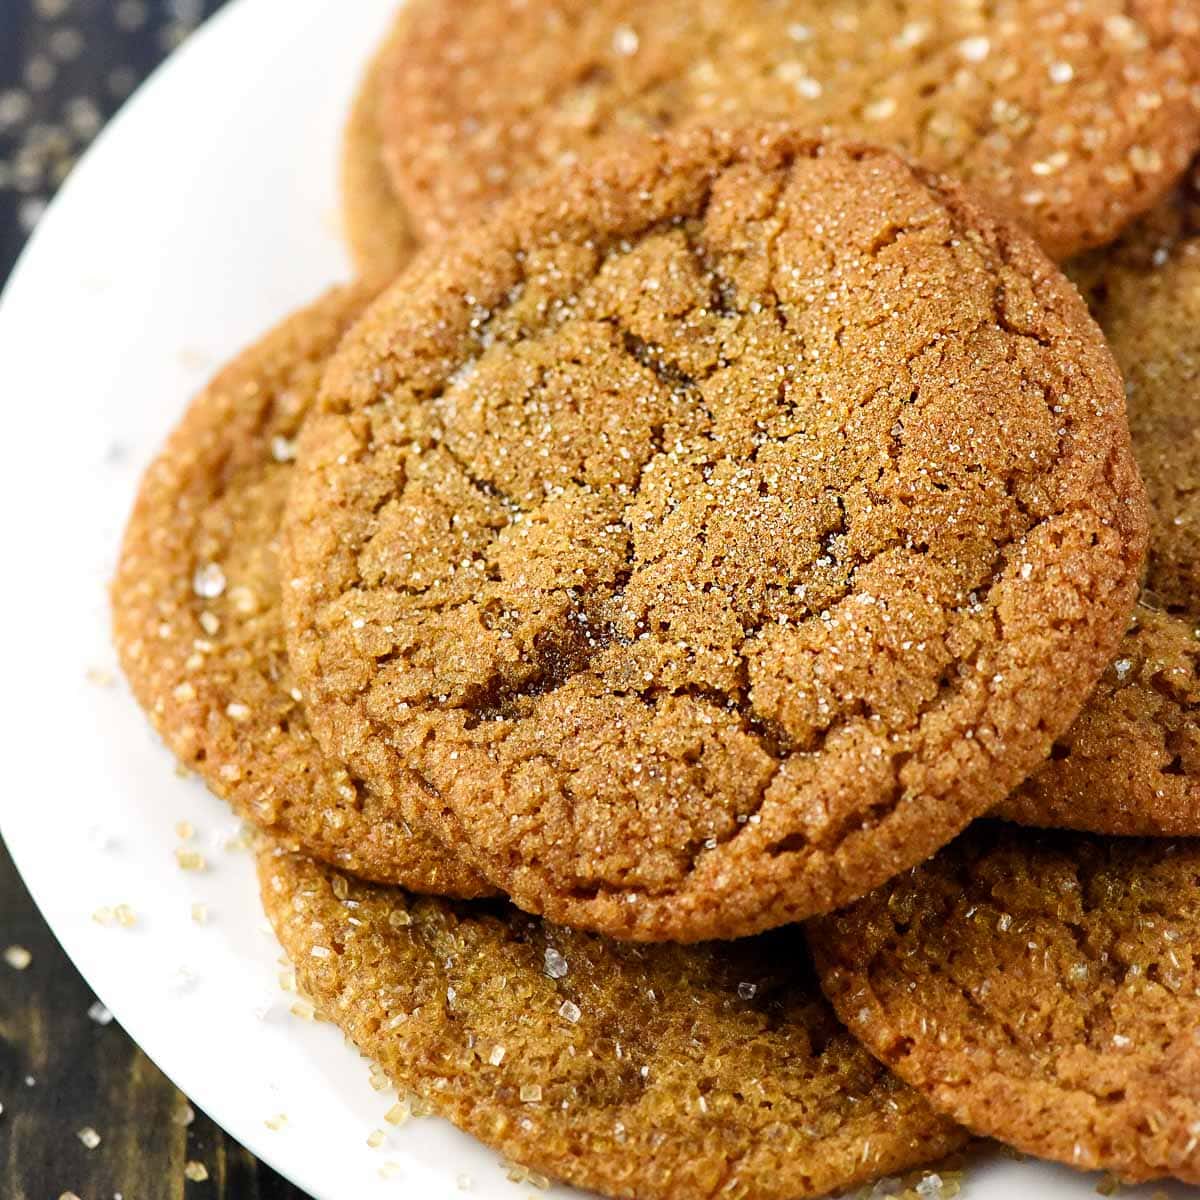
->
112, 3, 1200, 1196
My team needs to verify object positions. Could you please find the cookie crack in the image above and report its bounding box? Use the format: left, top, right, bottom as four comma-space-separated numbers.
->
293, 146, 1138, 919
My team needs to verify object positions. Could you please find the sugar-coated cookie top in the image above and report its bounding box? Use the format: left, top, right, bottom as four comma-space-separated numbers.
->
810, 825, 1200, 1185
999, 233, 1200, 835
283, 128, 1146, 941
260, 845, 967, 1200
379, 0, 1200, 259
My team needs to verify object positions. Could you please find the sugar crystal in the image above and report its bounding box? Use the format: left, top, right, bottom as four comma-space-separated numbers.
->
5, 945, 32, 970
87, 1001, 113, 1025
192, 563, 226, 598
611, 25, 638, 55
959, 36, 990, 62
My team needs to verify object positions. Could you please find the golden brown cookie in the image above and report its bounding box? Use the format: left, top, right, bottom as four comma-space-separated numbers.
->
808, 825, 1200, 1185
341, 15, 419, 279
259, 844, 968, 1200
282, 127, 1147, 942
377, 0, 1200, 260
1066, 161, 1200, 292
998, 237, 1200, 834
111, 288, 492, 896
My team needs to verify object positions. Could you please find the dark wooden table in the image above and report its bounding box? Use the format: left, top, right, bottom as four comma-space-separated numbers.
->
0, 4, 307, 1196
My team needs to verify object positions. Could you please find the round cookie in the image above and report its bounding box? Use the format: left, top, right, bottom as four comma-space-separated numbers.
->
341, 16, 419, 279
282, 127, 1147, 942
998, 237, 1200, 834
808, 825, 1200, 1185
377, 0, 1200, 261
1066, 163, 1200, 292
111, 287, 492, 897
259, 844, 968, 1200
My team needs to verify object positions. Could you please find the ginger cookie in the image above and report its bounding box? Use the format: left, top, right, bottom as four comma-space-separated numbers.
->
258, 844, 967, 1200
341, 15, 418, 279
377, 0, 1200, 261
808, 825, 1200, 1185
1066, 164, 1200, 292
282, 127, 1147, 942
111, 287, 491, 897
998, 236, 1200, 835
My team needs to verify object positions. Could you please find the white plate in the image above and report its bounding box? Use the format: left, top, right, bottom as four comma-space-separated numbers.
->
0, 3, 1195, 1198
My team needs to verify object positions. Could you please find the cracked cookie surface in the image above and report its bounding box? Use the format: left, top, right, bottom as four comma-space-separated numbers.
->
999, 235, 1200, 834
282, 128, 1146, 942
378, 0, 1200, 261
259, 844, 967, 1200
808, 825, 1200, 1185
111, 287, 492, 896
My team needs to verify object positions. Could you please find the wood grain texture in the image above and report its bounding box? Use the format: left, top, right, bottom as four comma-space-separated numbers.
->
0, 836, 309, 1199
0, 0, 226, 275
0, 4, 308, 1195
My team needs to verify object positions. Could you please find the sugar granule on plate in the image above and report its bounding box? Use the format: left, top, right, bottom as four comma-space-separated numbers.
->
175, 847, 206, 872
77, 1126, 101, 1149
289, 997, 315, 1021
172, 1103, 195, 1127
169, 966, 197, 994
184, 1161, 208, 1182
89, 903, 137, 928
